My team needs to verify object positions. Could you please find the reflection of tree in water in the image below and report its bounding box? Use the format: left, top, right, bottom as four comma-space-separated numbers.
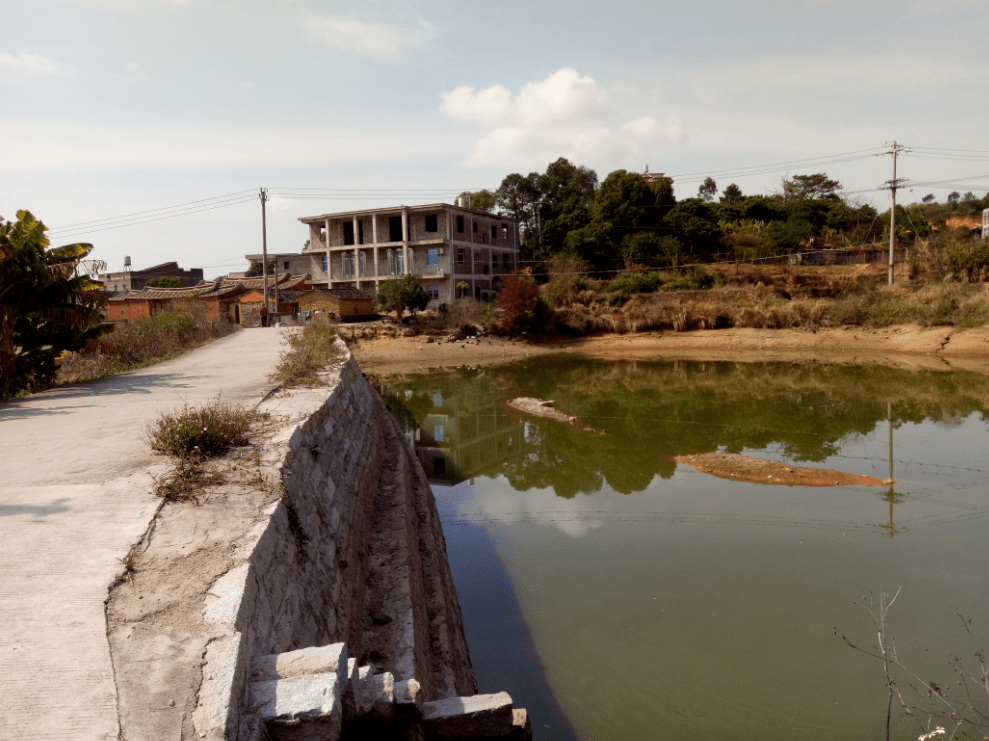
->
381, 360, 989, 499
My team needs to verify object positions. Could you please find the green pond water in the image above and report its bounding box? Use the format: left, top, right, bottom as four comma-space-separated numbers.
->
381, 358, 989, 741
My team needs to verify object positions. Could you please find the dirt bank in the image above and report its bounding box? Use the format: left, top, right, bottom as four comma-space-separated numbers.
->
674, 451, 891, 487
348, 323, 989, 377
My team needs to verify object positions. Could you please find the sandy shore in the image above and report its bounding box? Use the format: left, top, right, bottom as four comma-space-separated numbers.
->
348, 323, 989, 377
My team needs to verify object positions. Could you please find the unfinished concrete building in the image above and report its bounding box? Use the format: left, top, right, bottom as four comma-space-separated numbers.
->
299, 204, 521, 307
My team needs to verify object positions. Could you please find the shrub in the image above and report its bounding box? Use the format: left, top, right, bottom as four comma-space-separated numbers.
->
496, 274, 543, 331
543, 256, 589, 307
270, 318, 342, 388
145, 399, 260, 457
607, 271, 662, 294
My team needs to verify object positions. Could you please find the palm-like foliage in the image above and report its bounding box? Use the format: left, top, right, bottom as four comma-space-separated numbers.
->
0, 210, 109, 398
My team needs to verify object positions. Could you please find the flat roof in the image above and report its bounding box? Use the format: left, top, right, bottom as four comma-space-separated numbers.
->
299, 203, 517, 224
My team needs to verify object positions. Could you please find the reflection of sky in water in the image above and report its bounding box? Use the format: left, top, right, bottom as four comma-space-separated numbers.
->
400, 360, 989, 741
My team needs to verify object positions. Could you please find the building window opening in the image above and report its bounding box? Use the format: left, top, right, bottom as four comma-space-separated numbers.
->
425, 214, 438, 233
502, 223, 508, 239
434, 425, 444, 442
389, 215, 403, 242
343, 222, 355, 246
321, 255, 328, 272
359, 252, 367, 277
344, 252, 355, 278
434, 456, 446, 475
457, 248, 465, 265
472, 221, 478, 233
389, 249, 404, 275
457, 215, 464, 233
427, 248, 439, 266
491, 224, 498, 239
427, 284, 439, 300
358, 221, 365, 244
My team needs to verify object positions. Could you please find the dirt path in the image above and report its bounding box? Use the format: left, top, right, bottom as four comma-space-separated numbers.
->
348, 323, 989, 377
674, 451, 891, 487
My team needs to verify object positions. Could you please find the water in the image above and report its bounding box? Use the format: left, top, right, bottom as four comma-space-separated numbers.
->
381, 358, 989, 741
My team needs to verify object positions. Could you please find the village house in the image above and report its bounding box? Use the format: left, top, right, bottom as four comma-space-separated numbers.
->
108, 274, 311, 325
99, 261, 204, 294
298, 203, 521, 307
295, 288, 375, 321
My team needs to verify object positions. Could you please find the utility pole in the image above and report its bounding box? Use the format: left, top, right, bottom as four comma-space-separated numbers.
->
260, 188, 269, 312
877, 142, 910, 286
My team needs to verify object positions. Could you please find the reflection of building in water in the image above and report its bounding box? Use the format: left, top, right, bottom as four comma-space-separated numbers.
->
392, 383, 526, 486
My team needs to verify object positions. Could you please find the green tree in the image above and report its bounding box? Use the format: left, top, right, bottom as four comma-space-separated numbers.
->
145, 276, 183, 288
922, 194, 936, 204
0, 210, 109, 398
947, 191, 961, 204
720, 183, 744, 205
783, 173, 841, 201
496, 172, 542, 256
245, 260, 274, 277
457, 189, 498, 213
698, 177, 717, 202
374, 273, 429, 321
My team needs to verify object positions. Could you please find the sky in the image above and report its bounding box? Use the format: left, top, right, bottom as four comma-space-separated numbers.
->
2, 0, 988, 278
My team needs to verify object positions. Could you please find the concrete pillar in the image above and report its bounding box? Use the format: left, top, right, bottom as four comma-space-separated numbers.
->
401, 207, 410, 275
353, 215, 360, 289
372, 213, 379, 279
324, 217, 331, 288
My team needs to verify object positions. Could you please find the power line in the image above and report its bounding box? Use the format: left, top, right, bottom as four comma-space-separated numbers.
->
46, 189, 257, 233
48, 196, 257, 240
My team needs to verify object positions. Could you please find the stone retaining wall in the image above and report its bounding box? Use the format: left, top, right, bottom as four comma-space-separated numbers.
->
192, 348, 482, 740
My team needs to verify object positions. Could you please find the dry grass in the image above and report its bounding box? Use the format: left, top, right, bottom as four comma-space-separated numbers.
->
57, 299, 236, 384
269, 318, 343, 387
551, 280, 989, 335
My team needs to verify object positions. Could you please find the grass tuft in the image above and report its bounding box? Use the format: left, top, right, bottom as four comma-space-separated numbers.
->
270, 319, 343, 388
145, 399, 260, 457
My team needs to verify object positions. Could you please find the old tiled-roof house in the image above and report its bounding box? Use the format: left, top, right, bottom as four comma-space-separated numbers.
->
296, 288, 375, 320
298, 204, 520, 307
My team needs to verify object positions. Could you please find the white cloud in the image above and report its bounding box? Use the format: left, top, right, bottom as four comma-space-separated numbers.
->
305, 17, 438, 57
441, 68, 684, 168
0, 53, 59, 80
0, 118, 440, 172
461, 477, 606, 538
113, 61, 147, 83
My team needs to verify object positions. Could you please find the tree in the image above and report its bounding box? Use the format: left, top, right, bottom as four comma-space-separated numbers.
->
496, 172, 542, 255
374, 273, 429, 321
457, 189, 498, 213
145, 276, 182, 288
1, 210, 109, 398
922, 194, 936, 204
947, 191, 961, 204
245, 260, 274, 277
496, 274, 541, 331
782, 173, 841, 201
720, 183, 744, 205
698, 177, 717, 202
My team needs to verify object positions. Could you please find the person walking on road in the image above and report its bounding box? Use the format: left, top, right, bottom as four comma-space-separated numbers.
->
260, 304, 269, 328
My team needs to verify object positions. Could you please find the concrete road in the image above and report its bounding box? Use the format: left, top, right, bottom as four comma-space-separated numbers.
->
0, 328, 289, 741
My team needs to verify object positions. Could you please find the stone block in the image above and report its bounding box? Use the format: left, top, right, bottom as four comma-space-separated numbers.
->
511, 708, 532, 740
394, 677, 423, 724
360, 671, 394, 722
342, 659, 372, 721
252, 642, 347, 682
250, 644, 348, 741
421, 692, 514, 740
251, 673, 343, 741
